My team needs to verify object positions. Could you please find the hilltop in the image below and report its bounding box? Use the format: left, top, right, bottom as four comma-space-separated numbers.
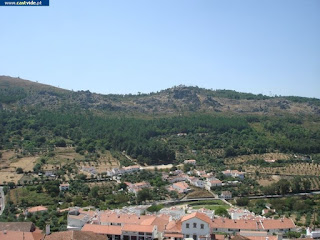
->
1, 75, 319, 115
0, 75, 320, 171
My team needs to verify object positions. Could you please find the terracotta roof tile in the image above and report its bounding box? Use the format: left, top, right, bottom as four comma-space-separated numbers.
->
82, 224, 122, 235
0, 222, 35, 232
27, 206, 48, 213
0, 231, 44, 240
181, 212, 211, 224
122, 224, 154, 233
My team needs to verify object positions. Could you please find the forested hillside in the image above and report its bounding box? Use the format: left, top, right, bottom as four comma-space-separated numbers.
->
1, 76, 320, 166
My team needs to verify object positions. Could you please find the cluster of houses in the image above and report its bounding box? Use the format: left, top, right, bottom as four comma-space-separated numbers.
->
65, 206, 297, 240
107, 165, 141, 177
63, 161, 245, 200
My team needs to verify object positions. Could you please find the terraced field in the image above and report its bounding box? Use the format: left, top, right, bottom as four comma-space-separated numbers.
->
245, 163, 320, 176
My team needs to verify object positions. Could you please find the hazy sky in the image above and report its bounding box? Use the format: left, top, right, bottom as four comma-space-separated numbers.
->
1, 0, 319, 98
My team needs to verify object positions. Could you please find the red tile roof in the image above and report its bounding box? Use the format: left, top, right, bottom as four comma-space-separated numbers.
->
260, 218, 295, 230
181, 212, 211, 224
122, 224, 154, 233
82, 224, 122, 235
211, 218, 295, 231
0, 231, 44, 240
99, 211, 154, 225
27, 206, 48, 213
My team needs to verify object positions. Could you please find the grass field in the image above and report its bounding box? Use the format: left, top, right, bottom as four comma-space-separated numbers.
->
9, 187, 56, 206
186, 199, 230, 211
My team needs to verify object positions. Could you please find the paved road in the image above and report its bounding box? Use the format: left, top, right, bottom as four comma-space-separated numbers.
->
0, 186, 5, 215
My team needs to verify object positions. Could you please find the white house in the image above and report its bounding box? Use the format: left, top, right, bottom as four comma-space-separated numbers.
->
220, 191, 232, 199
59, 183, 70, 191
172, 181, 191, 194
181, 212, 211, 240
184, 160, 197, 165
125, 181, 151, 195
122, 165, 141, 174
222, 170, 245, 179
189, 177, 205, 189
122, 224, 157, 240
205, 178, 222, 190
306, 227, 320, 239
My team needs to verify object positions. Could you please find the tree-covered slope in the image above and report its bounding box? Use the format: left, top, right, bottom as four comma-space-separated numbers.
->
1, 76, 320, 115
1, 109, 319, 166
1, 75, 320, 166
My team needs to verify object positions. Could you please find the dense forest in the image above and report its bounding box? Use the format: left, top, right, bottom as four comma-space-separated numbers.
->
0, 108, 319, 165
1, 76, 320, 166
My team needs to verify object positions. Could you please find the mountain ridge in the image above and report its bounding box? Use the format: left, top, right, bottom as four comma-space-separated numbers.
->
1, 75, 319, 115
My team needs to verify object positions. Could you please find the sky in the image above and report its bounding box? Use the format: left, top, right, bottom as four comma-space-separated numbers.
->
0, 0, 319, 98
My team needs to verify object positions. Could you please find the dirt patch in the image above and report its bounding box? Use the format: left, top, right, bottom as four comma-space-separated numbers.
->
225, 153, 292, 165
186, 186, 213, 199
0, 171, 23, 184
0, 150, 16, 169
10, 157, 38, 172
257, 175, 281, 186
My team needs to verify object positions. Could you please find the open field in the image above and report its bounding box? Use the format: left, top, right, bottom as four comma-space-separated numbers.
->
185, 186, 214, 199
183, 199, 230, 211
9, 187, 55, 206
224, 153, 292, 165
0, 171, 23, 184
245, 163, 320, 176
0, 147, 121, 184
10, 157, 38, 172
256, 175, 281, 187
0, 150, 16, 170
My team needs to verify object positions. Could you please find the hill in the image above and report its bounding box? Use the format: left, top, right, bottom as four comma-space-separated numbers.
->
1, 75, 319, 115
0, 75, 320, 169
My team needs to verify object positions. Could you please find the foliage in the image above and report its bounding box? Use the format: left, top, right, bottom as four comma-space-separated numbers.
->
147, 204, 164, 212
214, 207, 230, 217
236, 197, 249, 206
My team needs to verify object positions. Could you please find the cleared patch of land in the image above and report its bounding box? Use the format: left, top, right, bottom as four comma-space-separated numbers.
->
245, 163, 320, 176
257, 175, 281, 187
186, 186, 214, 199
10, 157, 38, 172
225, 153, 292, 165
0, 171, 23, 184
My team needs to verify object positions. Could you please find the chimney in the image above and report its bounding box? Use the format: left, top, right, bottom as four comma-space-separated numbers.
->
46, 224, 50, 235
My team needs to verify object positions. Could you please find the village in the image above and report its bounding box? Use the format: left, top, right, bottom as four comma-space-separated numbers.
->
1, 159, 320, 240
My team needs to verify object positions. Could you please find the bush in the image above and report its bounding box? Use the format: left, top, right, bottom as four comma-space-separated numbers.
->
236, 197, 249, 206
147, 204, 164, 212
285, 231, 301, 239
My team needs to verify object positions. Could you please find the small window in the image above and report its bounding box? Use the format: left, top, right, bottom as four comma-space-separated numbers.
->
201, 224, 204, 229
186, 223, 190, 228
193, 223, 197, 228
186, 235, 190, 238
